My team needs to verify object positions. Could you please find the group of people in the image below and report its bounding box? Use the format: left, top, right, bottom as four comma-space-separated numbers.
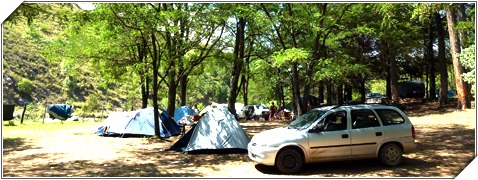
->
268, 102, 293, 121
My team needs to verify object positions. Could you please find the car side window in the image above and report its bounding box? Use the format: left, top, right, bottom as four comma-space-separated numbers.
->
323, 111, 347, 131
351, 109, 380, 129
375, 109, 405, 126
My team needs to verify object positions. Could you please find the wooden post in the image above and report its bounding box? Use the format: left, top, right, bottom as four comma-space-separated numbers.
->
20, 104, 27, 124
42, 105, 47, 124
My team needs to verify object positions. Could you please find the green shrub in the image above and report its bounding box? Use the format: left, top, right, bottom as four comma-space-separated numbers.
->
460, 45, 475, 98
17, 78, 35, 94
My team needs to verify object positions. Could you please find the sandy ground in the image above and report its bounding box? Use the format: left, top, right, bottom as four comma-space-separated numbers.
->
2, 102, 476, 177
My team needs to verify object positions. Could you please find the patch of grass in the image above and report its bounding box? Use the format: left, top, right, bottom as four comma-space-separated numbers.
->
2, 120, 101, 139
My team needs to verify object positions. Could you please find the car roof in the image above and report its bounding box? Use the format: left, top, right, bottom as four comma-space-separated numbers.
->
314, 104, 399, 111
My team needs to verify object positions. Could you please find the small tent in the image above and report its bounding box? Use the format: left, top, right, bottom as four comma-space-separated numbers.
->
173, 106, 197, 124
3, 105, 15, 121
95, 107, 181, 138
398, 81, 425, 99
169, 108, 250, 154
47, 104, 74, 120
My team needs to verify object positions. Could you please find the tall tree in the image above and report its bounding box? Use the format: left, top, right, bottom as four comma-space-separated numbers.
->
228, 15, 246, 118
446, 4, 470, 109
435, 12, 449, 107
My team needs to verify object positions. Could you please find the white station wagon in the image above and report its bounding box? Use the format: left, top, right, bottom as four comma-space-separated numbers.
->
248, 104, 417, 174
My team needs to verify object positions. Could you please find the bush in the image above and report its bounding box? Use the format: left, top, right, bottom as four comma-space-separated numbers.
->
17, 78, 35, 94
460, 45, 475, 98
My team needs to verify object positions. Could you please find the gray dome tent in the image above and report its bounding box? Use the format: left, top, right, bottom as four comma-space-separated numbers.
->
169, 108, 250, 154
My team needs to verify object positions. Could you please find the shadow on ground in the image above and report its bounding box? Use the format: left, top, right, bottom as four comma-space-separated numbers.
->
2, 101, 474, 177
3, 137, 40, 154
3, 159, 179, 177
404, 100, 458, 117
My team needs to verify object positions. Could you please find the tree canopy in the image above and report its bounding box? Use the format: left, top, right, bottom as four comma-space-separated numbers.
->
2, 3, 475, 131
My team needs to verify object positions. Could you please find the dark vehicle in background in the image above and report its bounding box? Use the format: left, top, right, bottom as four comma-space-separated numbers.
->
398, 81, 425, 99
366, 92, 383, 98
365, 97, 406, 112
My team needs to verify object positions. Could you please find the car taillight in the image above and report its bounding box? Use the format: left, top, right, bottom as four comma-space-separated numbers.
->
411, 125, 416, 140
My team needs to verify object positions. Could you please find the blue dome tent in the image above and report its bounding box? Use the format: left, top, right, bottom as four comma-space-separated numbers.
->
95, 107, 181, 138
173, 106, 197, 124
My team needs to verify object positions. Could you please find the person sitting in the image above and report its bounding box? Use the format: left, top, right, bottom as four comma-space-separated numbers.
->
324, 116, 339, 131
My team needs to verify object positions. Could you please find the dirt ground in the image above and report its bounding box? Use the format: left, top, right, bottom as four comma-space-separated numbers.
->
2, 101, 476, 177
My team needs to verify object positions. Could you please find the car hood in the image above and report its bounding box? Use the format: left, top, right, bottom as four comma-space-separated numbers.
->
251, 127, 306, 147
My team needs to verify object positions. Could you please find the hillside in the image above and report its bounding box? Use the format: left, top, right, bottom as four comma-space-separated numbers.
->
2, 4, 131, 113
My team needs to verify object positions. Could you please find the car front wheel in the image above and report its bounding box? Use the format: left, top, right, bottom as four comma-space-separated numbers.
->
379, 143, 403, 166
275, 148, 303, 174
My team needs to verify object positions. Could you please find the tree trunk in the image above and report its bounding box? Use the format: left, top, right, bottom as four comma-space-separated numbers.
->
390, 56, 399, 102
435, 12, 448, 107
425, 61, 429, 99
456, 4, 468, 49
292, 62, 304, 115
242, 73, 248, 105
303, 62, 313, 109
179, 75, 187, 106
277, 69, 285, 108
345, 84, 352, 102
146, 77, 150, 106
456, 3, 472, 108
318, 81, 324, 104
388, 45, 399, 102
386, 72, 391, 98
360, 80, 366, 103
151, 33, 161, 137
242, 38, 254, 106
167, 61, 177, 116
446, 7, 469, 109
279, 79, 285, 108
337, 84, 344, 104
326, 80, 333, 105
141, 76, 148, 108
228, 16, 245, 118
427, 18, 436, 100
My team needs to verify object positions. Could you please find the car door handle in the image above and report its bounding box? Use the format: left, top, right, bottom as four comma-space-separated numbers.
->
341, 134, 349, 138
376, 132, 383, 136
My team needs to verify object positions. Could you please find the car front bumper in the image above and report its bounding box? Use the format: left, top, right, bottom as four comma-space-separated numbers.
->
248, 143, 280, 166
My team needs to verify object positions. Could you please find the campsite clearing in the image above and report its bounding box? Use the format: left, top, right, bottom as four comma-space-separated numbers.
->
2, 102, 476, 177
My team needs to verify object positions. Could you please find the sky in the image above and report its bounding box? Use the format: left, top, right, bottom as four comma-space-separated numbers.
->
76, 2, 95, 10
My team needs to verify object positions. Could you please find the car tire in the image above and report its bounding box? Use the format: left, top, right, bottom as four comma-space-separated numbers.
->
379, 143, 403, 166
275, 148, 303, 174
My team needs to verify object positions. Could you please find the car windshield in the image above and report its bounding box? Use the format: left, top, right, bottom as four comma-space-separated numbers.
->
289, 109, 327, 130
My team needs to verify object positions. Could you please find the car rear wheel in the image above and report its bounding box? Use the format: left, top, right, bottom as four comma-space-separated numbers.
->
276, 148, 303, 174
379, 143, 403, 166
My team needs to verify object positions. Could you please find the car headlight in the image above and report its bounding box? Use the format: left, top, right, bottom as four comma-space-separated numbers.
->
251, 142, 268, 148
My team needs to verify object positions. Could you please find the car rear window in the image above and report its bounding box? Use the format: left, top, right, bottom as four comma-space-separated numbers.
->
375, 109, 405, 126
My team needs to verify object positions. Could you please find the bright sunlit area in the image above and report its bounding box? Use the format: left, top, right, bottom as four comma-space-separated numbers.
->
75, 2, 95, 10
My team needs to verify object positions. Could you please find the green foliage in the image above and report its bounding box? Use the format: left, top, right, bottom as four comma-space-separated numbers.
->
460, 45, 475, 97
17, 78, 35, 94
4, 2, 475, 115
315, 58, 371, 83
367, 80, 387, 95
271, 48, 310, 66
